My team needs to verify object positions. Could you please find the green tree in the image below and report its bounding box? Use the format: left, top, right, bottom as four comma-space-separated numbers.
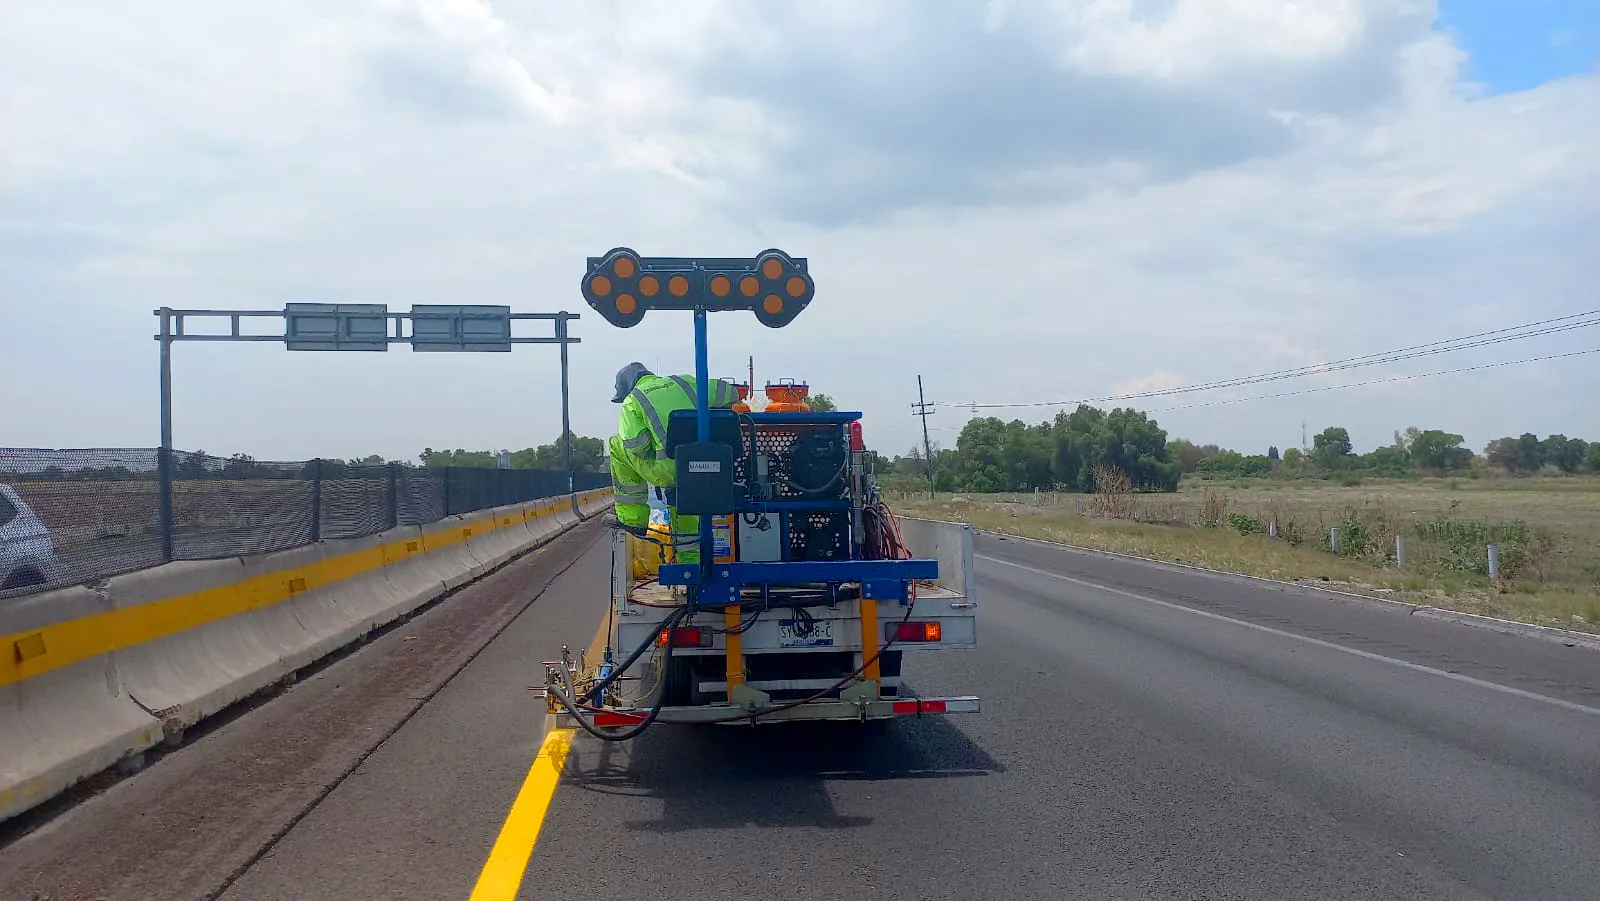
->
1585, 442, 1600, 474
1312, 426, 1353, 469
951, 417, 1012, 492
805, 393, 838, 412
1515, 433, 1546, 472
1542, 434, 1588, 473
862, 449, 893, 472
1394, 426, 1422, 452
1167, 438, 1223, 473
1408, 430, 1473, 472
1484, 437, 1517, 471
1196, 451, 1273, 477
222, 453, 259, 479
1360, 445, 1410, 476
1046, 405, 1180, 492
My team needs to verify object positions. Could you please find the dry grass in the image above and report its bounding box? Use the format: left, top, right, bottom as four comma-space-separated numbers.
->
890, 474, 1600, 635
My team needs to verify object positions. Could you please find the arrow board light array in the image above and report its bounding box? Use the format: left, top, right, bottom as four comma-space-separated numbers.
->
581, 248, 815, 328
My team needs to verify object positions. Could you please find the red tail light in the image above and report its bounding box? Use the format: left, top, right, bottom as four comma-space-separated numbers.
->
849, 421, 865, 452
657, 626, 714, 647
888, 621, 942, 642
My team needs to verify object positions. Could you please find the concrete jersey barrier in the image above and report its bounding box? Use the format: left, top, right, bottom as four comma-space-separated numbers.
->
0, 490, 609, 825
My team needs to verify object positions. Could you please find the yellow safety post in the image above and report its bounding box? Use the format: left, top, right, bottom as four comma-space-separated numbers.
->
724, 606, 746, 703
859, 595, 881, 687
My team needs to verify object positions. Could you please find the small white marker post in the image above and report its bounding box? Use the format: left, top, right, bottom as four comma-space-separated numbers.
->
1330, 527, 1341, 555
1395, 534, 1407, 568
1488, 543, 1500, 580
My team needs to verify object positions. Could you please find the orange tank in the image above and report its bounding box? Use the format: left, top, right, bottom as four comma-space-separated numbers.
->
763, 379, 810, 412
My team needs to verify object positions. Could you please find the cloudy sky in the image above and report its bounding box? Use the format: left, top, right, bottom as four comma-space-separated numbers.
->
3, 0, 1597, 466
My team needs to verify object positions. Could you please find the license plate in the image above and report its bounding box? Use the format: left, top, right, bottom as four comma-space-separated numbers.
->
778, 618, 834, 648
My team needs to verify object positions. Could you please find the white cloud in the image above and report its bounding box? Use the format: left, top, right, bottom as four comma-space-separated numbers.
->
1111, 370, 1187, 398
1, 0, 1596, 466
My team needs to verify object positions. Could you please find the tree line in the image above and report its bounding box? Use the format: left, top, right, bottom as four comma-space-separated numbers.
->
420, 433, 608, 473
4, 391, 846, 485
2, 433, 610, 484
870, 405, 1183, 493
1189, 426, 1600, 479
866, 408, 1600, 494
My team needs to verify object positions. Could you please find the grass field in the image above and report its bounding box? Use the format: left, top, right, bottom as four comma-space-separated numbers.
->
888, 475, 1600, 634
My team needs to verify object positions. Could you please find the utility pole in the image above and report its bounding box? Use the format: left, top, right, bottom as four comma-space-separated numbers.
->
913, 375, 936, 498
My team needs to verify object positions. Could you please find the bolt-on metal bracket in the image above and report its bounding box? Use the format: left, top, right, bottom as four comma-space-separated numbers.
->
730, 683, 771, 712
839, 679, 880, 720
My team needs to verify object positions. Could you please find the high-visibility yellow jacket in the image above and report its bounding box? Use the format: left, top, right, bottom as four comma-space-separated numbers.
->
617, 374, 740, 469
609, 374, 738, 559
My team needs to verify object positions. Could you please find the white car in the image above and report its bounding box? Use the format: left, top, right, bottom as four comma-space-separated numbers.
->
0, 484, 63, 593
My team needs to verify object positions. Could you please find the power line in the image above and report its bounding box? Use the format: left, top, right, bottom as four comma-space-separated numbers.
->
946, 310, 1600, 411
1145, 346, 1600, 413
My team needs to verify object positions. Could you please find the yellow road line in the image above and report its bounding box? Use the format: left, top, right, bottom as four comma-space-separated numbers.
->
468, 727, 575, 901
467, 612, 610, 899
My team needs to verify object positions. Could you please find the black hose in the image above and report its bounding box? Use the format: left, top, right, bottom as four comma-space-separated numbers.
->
577, 604, 691, 704
551, 631, 679, 742
559, 595, 919, 732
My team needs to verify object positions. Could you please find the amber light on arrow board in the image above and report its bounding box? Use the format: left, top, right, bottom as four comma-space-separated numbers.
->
580, 247, 815, 329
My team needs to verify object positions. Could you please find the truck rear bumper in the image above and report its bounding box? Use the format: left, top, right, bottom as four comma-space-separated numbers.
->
559, 695, 981, 727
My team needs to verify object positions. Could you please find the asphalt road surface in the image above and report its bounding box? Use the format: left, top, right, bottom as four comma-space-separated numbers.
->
3, 523, 1598, 901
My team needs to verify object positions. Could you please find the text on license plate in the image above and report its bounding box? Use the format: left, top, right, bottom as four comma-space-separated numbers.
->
778, 618, 834, 647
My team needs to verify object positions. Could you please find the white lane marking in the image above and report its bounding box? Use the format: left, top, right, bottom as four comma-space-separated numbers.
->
977, 554, 1600, 720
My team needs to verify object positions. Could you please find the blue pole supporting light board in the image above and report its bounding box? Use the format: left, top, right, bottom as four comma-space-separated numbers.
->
579, 248, 934, 606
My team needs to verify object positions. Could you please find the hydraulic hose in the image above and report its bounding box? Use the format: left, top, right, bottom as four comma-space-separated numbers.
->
552, 629, 679, 742
556, 596, 919, 730
576, 603, 691, 705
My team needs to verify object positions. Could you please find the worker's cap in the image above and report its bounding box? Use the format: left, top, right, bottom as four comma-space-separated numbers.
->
612, 362, 652, 403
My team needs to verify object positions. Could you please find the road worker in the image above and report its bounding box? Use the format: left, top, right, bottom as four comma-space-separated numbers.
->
608, 362, 739, 563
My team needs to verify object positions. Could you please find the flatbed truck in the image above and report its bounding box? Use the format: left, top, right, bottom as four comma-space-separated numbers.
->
542, 247, 979, 738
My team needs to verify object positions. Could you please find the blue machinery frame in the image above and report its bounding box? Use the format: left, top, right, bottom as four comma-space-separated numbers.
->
579, 248, 937, 608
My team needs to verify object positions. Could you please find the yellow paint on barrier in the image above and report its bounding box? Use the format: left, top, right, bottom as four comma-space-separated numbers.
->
0, 498, 584, 688
468, 727, 575, 901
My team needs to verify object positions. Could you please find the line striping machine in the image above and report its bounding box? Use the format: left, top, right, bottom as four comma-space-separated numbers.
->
539, 247, 979, 739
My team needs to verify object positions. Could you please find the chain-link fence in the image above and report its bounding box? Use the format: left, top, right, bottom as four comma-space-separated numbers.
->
0, 447, 608, 598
